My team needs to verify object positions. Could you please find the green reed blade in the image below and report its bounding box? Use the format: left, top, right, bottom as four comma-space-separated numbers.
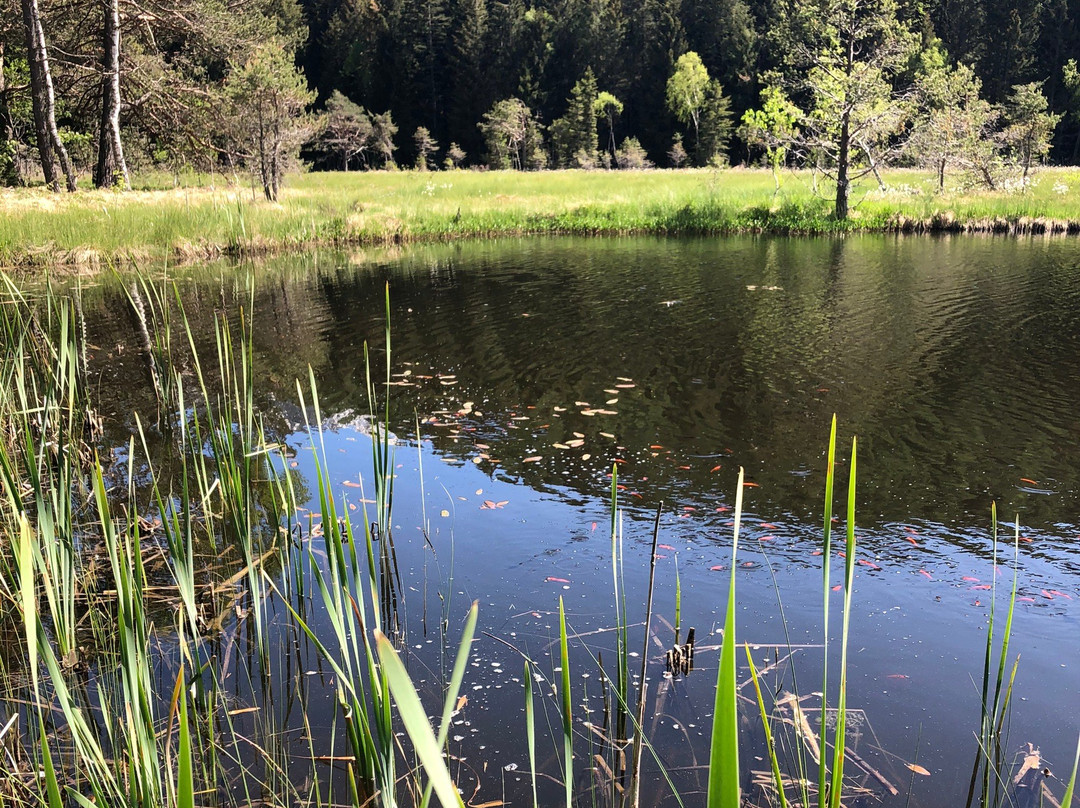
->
708, 466, 744, 808
745, 646, 787, 808
178, 668, 196, 808
1063, 733, 1080, 808
559, 595, 574, 808
819, 414, 837, 808
525, 660, 539, 808
39, 717, 64, 808
375, 608, 476, 808
828, 437, 856, 808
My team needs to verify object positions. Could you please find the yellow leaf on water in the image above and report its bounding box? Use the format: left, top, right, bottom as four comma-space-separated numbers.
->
440, 510, 450, 518
906, 764, 931, 776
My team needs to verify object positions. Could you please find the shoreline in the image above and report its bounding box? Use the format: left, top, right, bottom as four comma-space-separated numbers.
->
4, 168, 1080, 269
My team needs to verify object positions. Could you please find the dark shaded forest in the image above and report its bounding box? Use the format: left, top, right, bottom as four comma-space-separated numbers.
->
2, 0, 1080, 199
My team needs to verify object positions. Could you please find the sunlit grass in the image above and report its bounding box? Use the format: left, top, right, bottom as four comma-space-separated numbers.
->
5, 167, 1080, 267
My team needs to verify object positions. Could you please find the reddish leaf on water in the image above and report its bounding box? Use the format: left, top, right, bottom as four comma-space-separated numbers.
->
760, 523, 777, 529
759, 535, 775, 542
710, 465, 722, 473
496, 500, 509, 508
650, 444, 664, 449
837, 551, 846, 558
523, 456, 542, 463
811, 550, 823, 556
546, 577, 570, 583
591, 522, 597, 531
919, 569, 932, 579
970, 584, 992, 590
683, 506, 696, 511
1042, 590, 1055, 599
906, 764, 931, 776
905, 537, 919, 546
342, 480, 362, 488
1020, 477, 1038, 485
743, 481, 760, 488
887, 674, 910, 679
482, 500, 497, 510
630, 492, 643, 498
962, 576, 980, 582
858, 559, 880, 569
654, 554, 668, 559
716, 505, 731, 512
1050, 590, 1072, 599
1017, 596, 1036, 603
616, 484, 628, 491
677, 465, 691, 469
710, 565, 725, 571
658, 544, 675, 551
1020, 536, 1033, 543
831, 585, 842, 591
904, 526, 918, 534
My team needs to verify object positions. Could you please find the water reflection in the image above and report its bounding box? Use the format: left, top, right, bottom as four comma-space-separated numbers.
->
70, 234, 1080, 808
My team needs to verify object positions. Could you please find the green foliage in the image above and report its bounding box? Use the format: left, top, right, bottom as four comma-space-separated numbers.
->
315, 91, 376, 170
776, 0, 917, 217
740, 84, 800, 189
1001, 81, 1062, 180
224, 39, 317, 200
615, 136, 653, 168
413, 126, 438, 170
478, 97, 545, 169
551, 68, 601, 168
907, 45, 997, 189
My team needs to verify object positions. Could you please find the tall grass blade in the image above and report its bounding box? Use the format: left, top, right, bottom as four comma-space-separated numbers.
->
1063, 733, 1080, 808
707, 466, 744, 808
525, 660, 539, 808
177, 669, 196, 808
828, 437, 856, 808
375, 603, 479, 808
819, 415, 837, 808
559, 595, 574, 808
745, 647, 787, 808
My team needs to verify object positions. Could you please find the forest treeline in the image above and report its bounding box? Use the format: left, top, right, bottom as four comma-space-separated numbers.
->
2, 0, 1080, 215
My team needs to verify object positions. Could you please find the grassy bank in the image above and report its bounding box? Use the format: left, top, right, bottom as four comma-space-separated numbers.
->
4, 167, 1080, 268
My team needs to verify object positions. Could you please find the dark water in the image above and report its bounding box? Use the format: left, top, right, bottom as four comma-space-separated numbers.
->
79, 235, 1080, 806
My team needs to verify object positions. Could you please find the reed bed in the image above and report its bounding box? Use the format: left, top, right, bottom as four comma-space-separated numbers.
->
5, 168, 1080, 268
0, 273, 1074, 808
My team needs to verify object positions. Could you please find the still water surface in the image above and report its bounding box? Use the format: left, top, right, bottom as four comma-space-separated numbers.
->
82, 235, 1080, 806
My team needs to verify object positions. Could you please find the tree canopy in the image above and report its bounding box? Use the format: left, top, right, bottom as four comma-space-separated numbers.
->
1, 0, 1077, 199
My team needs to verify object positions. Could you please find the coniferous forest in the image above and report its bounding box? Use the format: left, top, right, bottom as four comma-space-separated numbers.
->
2, 0, 1080, 205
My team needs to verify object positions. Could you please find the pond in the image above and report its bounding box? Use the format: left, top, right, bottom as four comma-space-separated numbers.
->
44, 235, 1080, 806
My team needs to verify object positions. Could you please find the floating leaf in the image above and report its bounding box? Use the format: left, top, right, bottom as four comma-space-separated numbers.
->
546, 577, 570, 583
905, 763, 931, 776
342, 480, 362, 488
441, 510, 450, 517
523, 456, 542, 463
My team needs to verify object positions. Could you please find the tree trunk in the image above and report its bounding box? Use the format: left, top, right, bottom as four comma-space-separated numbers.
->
938, 157, 946, 191
834, 109, 850, 220
94, 0, 128, 189
21, 0, 76, 191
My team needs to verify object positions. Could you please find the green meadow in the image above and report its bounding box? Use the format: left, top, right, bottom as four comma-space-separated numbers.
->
4, 167, 1080, 268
